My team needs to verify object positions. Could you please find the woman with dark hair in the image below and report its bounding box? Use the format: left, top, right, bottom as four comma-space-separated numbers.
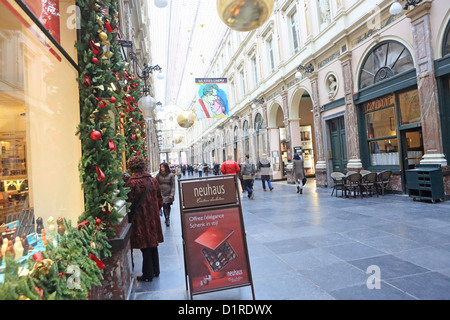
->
293, 153, 305, 194
155, 162, 175, 227
124, 156, 164, 282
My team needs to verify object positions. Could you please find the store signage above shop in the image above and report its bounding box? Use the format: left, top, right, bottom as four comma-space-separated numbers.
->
362, 94, 395, 114
181, 177, 237, 209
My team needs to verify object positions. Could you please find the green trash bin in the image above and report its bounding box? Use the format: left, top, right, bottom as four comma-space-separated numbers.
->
406, 164, 445, 203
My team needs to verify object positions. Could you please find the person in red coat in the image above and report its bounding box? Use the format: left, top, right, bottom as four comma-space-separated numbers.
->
220, 155, 240, 175
125, 156, 164, 282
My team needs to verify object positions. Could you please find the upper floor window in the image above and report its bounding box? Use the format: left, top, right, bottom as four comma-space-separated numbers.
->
239, 69, 246, 97
288, 8, 301, 53
251, 55, 258, 88
317, 0, 331, 30
266, 36, 275, 72
359, 40, 414, 90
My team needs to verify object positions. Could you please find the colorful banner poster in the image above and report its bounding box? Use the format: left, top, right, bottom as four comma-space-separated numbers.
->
195, 78, 229, 119
182, 207, 250, 294
23, 0, 60, 43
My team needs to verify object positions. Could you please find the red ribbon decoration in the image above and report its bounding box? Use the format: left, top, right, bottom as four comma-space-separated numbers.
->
94, 97, 107, 109
77, 220, 90, 231
83, 75, 91, 88
89, 253, 105, 270
90, 40, 100, 55
96, 166, 105, 181
105, 20, 113, 33
109, 139, 116, 151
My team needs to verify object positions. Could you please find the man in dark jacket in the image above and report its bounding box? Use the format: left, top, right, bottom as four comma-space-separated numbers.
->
241, 155, 255, 199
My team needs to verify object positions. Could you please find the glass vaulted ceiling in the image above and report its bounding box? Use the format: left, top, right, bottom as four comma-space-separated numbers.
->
148, 1, 229, 113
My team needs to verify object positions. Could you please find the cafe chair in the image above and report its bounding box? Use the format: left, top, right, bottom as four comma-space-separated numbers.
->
376, 170, 392, 195
360, 172, 378, 198
331, 172, 346, 197
344, 172, 362, 198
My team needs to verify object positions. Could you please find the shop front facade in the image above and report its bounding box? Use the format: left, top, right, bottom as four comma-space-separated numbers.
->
0, 0, 154, 299
186, 0, 449, 197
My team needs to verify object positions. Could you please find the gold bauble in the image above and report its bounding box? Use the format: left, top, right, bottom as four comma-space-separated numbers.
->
99, 32, 108, 41
216, 0, 274, 32
173, 134, 183, 144
177, 111, 195, 128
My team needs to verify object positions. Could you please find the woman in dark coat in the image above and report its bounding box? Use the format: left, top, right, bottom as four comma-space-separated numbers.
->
155, 162, 175, 227
293, 153, 305, 194
125, 156, 164, 282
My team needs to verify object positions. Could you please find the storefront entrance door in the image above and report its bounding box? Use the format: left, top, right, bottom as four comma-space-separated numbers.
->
400, 127, 424, 192
329, 116, 347, 173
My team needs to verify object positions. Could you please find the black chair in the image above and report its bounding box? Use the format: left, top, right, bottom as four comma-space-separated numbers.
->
331, 172, 346, 197
360, 172, 378, 198
376, 170, 392, 195
344, 172, 362, 198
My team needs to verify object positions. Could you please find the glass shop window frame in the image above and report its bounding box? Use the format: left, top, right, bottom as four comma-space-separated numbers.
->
0, 0, 82, 227
361, 95, 400, 169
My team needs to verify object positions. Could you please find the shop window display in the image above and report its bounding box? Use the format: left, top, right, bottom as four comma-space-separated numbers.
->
0, 0, 82, 278
364, 97, 399, 166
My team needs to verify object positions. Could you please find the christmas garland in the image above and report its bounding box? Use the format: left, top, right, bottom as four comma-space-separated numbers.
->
0, 0, 148, 300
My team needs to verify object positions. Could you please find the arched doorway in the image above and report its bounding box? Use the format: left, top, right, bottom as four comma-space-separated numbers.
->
289, 87, 316, 177
267, 102, 286, 179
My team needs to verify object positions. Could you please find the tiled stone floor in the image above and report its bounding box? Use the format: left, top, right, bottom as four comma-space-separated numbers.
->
130, 177, 450, 300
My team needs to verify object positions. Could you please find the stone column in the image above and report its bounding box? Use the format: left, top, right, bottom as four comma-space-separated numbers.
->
281, 91, 291, 147
310, 72, 327, 187
339, 51, 363, 171
406, 1, 447, 166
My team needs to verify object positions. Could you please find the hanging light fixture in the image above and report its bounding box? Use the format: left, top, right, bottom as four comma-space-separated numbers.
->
389, 0, 424, 16
154, 0, 168, 8
389, 1, 403, 15
138, 95, 157, 120
216, 0, 274, 32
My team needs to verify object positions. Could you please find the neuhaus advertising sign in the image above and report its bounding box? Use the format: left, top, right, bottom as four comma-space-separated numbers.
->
178, 175, 255, 299
181, 177, 237, 209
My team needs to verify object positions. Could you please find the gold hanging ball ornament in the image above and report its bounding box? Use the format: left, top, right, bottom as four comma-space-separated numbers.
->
173, 134, 183, 144
177, 111, 195, 128
216, 0, 274, 32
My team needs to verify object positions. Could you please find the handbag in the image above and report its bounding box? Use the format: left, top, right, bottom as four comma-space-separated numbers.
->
128, 177, 152, 223
302, 177, 307, 185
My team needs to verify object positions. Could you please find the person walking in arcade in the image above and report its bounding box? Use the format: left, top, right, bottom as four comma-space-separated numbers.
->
156, 162, 176, 227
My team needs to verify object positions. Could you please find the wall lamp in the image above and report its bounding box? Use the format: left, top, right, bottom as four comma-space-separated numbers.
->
252, 97, 265, 109
295, 63, 314, 79
229, 115, 239, 123
118, 40, 164, 95
389, 0, 424, 15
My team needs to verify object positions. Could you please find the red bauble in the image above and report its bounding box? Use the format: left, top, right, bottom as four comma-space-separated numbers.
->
90, 130, 101, 141
110, 96, 116, 103
91, 57, 99, 64
120, 112, 125, 118
95, 218, 101, 225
